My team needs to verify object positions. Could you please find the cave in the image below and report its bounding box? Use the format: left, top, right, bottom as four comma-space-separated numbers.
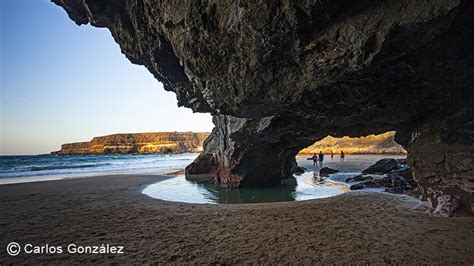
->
53, 0, 473, 215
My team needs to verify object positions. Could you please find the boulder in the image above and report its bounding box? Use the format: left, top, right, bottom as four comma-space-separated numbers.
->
362, 159, 398, 174
345, 175, 374, 183
350, 180, 383, 190
396, 158, 408, 165
388, 167, 414, 185
294, 166, 306, 174
383, 166, 416, 193
388, 175, 409, 193
350, 163, 418, 194
319, 167, 339, 177
377, 177, 393, 187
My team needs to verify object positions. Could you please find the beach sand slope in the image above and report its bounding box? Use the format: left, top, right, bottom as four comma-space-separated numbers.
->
0, 175, 472, 264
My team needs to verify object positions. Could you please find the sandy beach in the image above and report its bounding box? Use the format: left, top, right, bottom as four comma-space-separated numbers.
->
0, 175, 473, 264
1, 0, 473, 264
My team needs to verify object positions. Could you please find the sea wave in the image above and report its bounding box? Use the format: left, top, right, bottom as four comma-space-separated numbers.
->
0, 154, 199, 180
30, 163, 110, 171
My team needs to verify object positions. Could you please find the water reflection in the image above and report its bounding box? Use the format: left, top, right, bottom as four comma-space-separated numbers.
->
143, 171, 348, 204
191, 178, 298, 204
143, 154, 405, 204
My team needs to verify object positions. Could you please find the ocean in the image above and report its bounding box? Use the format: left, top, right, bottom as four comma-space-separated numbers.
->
0, 154, 198, 185
0, 154, 406, 204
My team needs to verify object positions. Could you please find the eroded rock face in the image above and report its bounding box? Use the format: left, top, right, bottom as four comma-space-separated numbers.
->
52, 132, 209, 155
397, 112, 474, 216
349, 159, 416, 194
53, 0, 473, 214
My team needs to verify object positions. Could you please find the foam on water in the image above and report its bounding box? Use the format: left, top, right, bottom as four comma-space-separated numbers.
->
0, 154, 198, 185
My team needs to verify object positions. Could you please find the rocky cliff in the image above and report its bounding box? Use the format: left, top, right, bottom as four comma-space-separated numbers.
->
300, 131, 405, 154
53, 0, 473, 215
54, 131, 401, 155
52, 132, 209, 155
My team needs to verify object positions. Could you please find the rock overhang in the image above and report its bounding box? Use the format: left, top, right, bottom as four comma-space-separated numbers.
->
53, 0, 473, 215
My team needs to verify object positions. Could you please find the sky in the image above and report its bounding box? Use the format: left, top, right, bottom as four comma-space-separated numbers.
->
0, 0, 214, 155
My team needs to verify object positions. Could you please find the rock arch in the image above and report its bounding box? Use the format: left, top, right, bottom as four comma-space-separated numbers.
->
54, 0, 473, 214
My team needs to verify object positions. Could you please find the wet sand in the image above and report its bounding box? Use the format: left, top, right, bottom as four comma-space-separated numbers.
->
0, 175, 473, 264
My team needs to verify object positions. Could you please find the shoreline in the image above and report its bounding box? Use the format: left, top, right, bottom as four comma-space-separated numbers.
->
1, 152, 408, 157
0, 168, 183, 186
0, 154, 402, 186
297, 152, 407, 155
1, 174, 473, 264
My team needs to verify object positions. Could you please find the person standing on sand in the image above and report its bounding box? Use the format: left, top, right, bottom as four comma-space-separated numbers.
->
340, 150, 345, 162
318, 151, 324, 167
331, 151, 334, 159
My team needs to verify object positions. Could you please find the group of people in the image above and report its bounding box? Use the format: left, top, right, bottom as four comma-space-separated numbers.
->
311, 150, 345, 167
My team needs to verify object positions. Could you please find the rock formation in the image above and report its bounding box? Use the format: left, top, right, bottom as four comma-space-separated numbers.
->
319, 167, 339, 177
53, 0, 473, 215
349, 158, 416, 195
300, 131, 405, 154
362, 158, 399, 175
52, 132, 208, 155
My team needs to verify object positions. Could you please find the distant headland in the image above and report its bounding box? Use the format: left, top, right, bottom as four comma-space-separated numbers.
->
300, 131, 406, 155
51, 132, 209, 155
52, 131, 404, 156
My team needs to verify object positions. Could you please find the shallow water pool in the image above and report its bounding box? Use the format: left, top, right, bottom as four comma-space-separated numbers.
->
142, 172, 349, 204
142, 154, 406, 204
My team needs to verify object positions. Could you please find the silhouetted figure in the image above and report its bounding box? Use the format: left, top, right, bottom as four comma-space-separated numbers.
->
312, 153, 318, 167
318, 151, 324, 167
331, 151, 334, 159
340, 150, 345, 162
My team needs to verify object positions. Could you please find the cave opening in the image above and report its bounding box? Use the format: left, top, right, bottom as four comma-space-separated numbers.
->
294, 131, 408, 177
148, 131, 412, 204
298, 131, 407, 156
293, 131, 412, 195
54, 0, 473, 216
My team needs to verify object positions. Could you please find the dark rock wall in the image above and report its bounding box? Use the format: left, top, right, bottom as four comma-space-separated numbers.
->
397, 110, 474, 216
53, 0, 473, 214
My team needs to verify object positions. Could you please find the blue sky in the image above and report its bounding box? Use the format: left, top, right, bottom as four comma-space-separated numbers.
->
0, 0, 213, 155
